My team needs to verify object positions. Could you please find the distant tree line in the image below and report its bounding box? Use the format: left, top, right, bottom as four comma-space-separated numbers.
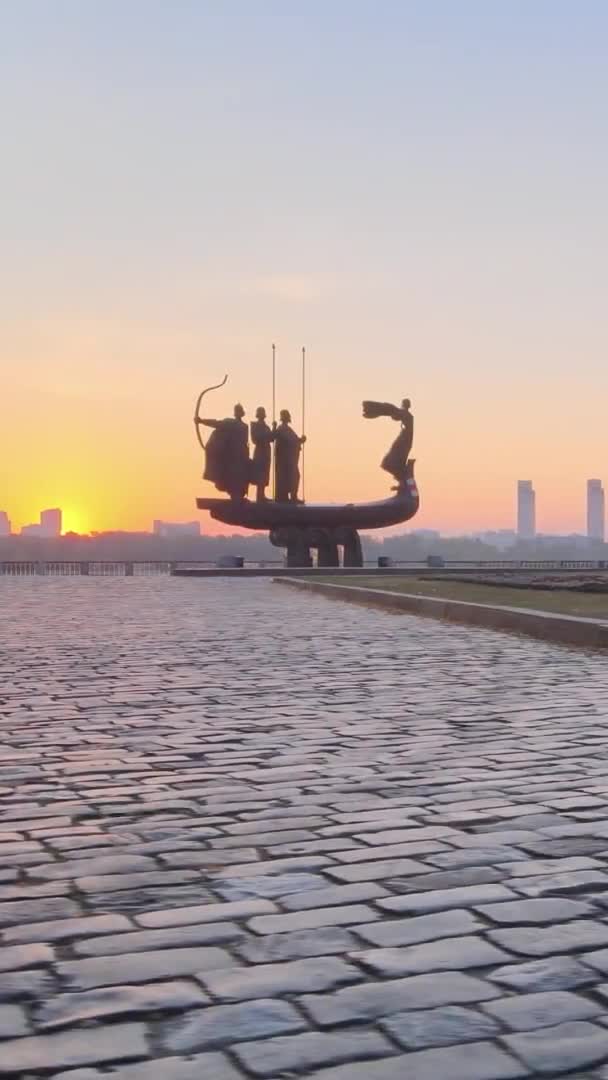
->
1, 531, 606, 564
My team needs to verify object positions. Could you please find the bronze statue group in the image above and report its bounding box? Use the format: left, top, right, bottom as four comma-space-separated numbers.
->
197, 395, 413, 504
196, 404, 306, 503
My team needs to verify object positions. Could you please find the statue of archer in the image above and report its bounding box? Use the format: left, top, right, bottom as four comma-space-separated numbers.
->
196, 403, 250, 501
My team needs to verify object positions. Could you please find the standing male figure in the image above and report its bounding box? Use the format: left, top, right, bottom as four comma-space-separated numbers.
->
274, 409, 306, 503
197, 403, 250, 500
250, 406, 275, 502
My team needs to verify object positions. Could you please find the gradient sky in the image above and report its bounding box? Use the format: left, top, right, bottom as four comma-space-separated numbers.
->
2, 0, 607, 535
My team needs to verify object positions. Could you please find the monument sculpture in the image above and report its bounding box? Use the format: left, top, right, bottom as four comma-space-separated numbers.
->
249, 407, 274, 503
194, 356, 419, 566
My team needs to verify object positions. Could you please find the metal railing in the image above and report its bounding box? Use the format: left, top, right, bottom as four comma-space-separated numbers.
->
0, 561, 174, 576
1, 558, 607, 577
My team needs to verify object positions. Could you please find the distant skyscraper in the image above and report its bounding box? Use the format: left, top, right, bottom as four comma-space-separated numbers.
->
40, 508, 62, 537
517, 480, 536, 539
587, 479, 605, 541
0, 511, 10, 537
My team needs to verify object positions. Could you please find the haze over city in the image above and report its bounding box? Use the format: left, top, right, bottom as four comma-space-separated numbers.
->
3, 0, 607, 535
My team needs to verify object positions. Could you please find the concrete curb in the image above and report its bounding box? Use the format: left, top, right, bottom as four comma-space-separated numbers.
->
275, 578, 608, 650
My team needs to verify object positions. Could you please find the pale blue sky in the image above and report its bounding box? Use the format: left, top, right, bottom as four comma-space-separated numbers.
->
2, 1, 607, 532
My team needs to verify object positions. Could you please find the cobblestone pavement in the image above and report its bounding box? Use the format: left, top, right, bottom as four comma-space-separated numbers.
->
2, 577, 608, 1078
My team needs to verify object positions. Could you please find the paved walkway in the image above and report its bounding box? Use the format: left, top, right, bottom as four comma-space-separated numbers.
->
2, 578, 608, 1078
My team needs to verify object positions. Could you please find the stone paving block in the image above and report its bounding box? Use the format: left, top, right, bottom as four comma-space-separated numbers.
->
0, 816, 71, 832
76, 869, 200, 893
579, 949, 608, 974
36, 980, 209, 1029
51, 1052, 242, 1080
508, 869, 608, 897
233, 1028, 393, 1075
476, 898, 595, 923
304, 1040, 528, 1079
236, 926, 358, 964
239, 805, 328, 819
351, 826, 431, 843
379, 883, 517, 914
300, 971, 501, 1026
200, 956, 361, 1001
386, 867, 506, 892
489, 921, 608, 957
164, 998, 307, 1052
448, 830, 543, 847
248, 904, 379, 934
326, 858, 428, 882
246, 898, 375, 933
334, 840, 448, 862
3, 913, 131, 945
212, 871, 328, 901
161, 849, 259, 868
0, 1004, 30, 1038
211, 828, 317, 848
517, 838, 608, 858
0, 879, 72, 899
502, 1020, 608, 1073
0, 943, 53, 972
84, 883, 217, 913
281, 883, 388, 910
0, 840, 45, 855
426, 846, 528, 869
0, 850, 54, 867
352, 909, 482, 947
381, 1004, 500, 1049
29, 854, 157, 880
0, 970, 57, 1003
353, 935, 511, 976
57, 946, 237, 990
484, 990, 603, 1030
72, 922, 243, 956
267, 837, 360, 855
489, 956, 600, 992
212, 854, 334, 877
135, 898, 278, 928
0, 1022, 147, 1074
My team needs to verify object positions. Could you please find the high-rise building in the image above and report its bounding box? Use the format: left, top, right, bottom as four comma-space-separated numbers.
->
153, 520, 201, 537
587, 479, 605, 542
517, 480, 536, 539
40, 508, 62, 537
0, 511, 10, 537
21, 508, 63, 538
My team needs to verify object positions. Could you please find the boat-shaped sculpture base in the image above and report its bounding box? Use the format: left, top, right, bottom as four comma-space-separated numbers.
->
196, 464, 419, 567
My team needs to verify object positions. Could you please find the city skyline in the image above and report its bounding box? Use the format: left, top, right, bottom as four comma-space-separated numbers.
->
3, 2, 608, 534
3, 473, 606, 541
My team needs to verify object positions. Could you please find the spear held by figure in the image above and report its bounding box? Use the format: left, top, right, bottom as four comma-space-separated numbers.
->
363, 398, 414, 494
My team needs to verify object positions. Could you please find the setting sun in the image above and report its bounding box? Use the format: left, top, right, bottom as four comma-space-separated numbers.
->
61, 507, 90, 536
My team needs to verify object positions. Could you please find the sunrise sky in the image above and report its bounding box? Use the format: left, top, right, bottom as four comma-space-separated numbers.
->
2, 0, 607, 536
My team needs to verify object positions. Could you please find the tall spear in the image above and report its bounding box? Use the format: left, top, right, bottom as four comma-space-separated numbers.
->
301, 345, 306, 502
272, 343, 276, 499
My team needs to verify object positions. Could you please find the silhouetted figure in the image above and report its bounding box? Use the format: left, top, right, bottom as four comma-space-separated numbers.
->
197, 403, 250, 500
274, 409, 306, 503
250, 407, 275, 502
363, 398, 413, 492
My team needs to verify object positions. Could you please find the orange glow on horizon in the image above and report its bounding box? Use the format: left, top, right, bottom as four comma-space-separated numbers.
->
3, 330, 607, 539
